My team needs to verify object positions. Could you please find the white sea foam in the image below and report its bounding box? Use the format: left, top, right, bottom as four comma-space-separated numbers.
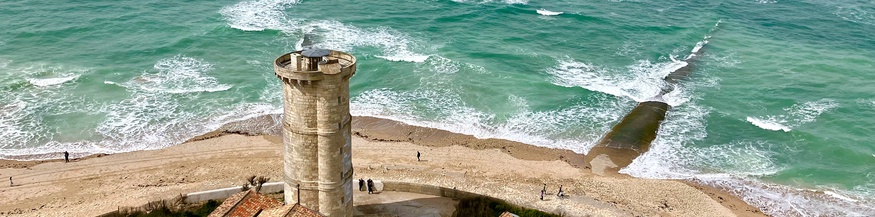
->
376, 54, 430, 63
835, 4, 875, 26
302, 20, 432, 64
826, 191, 860, 202
424, 55, 458, 74
620, 100, 875, 216
351, 88, 627, 153
220, 0, 437, 70
219, 0, 301, 31
746, 99, 839, 132
746, 116, 792, 132
27, 74, 80, 87
696, 176, 875, 216
451, 0, 528, 5
0, 65, 93, 156
537, 9, 564, 16
121, 55, 232, 94
621, 104, 712, 178
546, 57, 692, 105
0, 59, 10, 69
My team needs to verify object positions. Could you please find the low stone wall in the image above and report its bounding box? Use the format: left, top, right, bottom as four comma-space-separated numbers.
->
185, 180, 495, 204
379, 181, 496, 201
184, 182, 284, 203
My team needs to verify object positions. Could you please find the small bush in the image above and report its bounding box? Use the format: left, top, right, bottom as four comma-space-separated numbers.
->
453, 196, 560, 217
98, 199, 222, 217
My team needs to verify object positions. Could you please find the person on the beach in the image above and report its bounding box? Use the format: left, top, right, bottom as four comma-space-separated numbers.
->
543, 184, 547, 192
417, 151, 421, 161
359, 178, 365, 191
557, 185, 564, 197
366, 179, 374, 194
540, 189, 545, 200
9, 177, 12, 187
64, 151, 69, 163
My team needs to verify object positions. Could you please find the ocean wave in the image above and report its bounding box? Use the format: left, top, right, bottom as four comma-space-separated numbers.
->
0, 101, 282, 160
835, 4, 875, 26
537, 9, 563, 16
302, 20, 433, 64
746, 99, 839, 132
546, 57, 691, 105
451, 0, 528, 5
375, 54, 430, 63
27, 74, 80, 87
755, 0, 777, 4
117, 55, 232, 94
423, 55, 458, 74
220, 0, 437, 70
351, 88, 627, 153
0, 59, 10, 69
746, 116, 791, 132
620, 101, 875, 216
219, 0, 301, 31
0, 101, 41, 152
696, 176, 875, 216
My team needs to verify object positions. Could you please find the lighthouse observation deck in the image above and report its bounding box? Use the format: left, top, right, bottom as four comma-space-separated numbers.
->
274, 49, 356, 82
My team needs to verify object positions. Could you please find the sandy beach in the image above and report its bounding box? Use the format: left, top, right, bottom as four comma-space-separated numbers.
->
0, 116, 764, 216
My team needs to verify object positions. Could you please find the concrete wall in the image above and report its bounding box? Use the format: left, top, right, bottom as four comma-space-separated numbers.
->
184, 182, 284, 204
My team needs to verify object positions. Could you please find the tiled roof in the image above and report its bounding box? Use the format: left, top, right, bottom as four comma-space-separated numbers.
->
260, 204, 324, 217
208, 190, 323, 217
208, 190, 283, 217
499, 211, 519, 217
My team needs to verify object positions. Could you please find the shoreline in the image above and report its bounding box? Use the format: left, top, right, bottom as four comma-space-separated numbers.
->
0, 115, 764, 216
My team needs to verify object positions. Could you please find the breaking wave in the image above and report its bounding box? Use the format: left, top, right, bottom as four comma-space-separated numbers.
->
351, 88, 627, 153
746, 99, 839, 132
220, 0, 433, 64
546, 57, 690, 106
110, 55, 232, 94
451, 0, 528, 5
27, 74, 80, 87
218, 0, 301, 31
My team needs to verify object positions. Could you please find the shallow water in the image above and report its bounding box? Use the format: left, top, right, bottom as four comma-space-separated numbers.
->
1, 0, 873, 215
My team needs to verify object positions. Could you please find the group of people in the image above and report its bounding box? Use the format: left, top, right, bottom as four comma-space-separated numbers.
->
358, 178, 375, 194
540, 184, 566, 200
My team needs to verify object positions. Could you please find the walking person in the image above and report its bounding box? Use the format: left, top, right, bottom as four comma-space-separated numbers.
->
366, 179, 374, 194
540, 188, 545, 200
359, 178, 365, 191
64, 151, 69, 163
416, 151, 421, 162
9, 177, 12, 187
557, 185, 564, 197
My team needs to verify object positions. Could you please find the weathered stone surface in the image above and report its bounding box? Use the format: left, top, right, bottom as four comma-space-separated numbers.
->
274, 50, 357, 217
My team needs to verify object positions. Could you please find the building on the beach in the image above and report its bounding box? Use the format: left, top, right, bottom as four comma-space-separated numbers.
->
209, 190, 324, 217
273, 49, 357, 217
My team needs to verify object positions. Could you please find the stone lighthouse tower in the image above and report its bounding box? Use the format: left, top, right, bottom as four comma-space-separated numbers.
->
273, 49, 356, 216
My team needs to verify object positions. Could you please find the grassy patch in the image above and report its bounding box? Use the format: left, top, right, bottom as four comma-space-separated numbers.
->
453, 196, 561, 217
98, 199, 221, 217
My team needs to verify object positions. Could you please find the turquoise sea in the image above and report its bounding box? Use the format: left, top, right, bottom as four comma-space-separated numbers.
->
1, 0, 874, 215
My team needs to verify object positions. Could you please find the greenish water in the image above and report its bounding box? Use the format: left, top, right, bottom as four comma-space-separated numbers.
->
1, 0, 873, 215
